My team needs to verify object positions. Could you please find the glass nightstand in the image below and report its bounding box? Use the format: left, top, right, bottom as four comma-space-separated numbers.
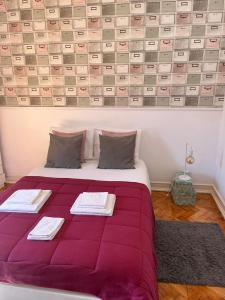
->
171, 171, 196, 206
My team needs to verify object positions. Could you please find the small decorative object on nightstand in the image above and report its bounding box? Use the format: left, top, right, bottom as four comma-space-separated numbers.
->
178, 143, 195, 181
171, 171, 196, 206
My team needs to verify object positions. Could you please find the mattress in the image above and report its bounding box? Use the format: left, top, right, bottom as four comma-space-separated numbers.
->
29, 159, 151, 191
0, 176, 158, 300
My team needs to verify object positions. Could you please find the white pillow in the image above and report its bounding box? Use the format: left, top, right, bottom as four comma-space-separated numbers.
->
50, 127, 94, 160
93, 128, 142, 160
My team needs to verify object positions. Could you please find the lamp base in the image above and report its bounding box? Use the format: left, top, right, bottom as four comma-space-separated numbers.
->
178, 174, 191, 181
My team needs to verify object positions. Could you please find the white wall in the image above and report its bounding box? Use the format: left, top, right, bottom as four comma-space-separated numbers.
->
215, 105, 225, 203
0, 107, 222, 185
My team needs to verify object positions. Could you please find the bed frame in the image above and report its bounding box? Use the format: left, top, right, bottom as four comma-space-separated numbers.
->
0, 283, 100, 300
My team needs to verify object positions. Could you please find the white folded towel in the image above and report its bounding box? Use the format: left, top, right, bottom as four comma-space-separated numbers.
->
70, 194, 116, 216
0, 190, 52, 213
5, 189, 42, 205
77, 192, 109, 209
28, 217, 64, 240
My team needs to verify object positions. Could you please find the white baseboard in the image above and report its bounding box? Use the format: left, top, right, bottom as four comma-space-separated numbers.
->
5, 176, 22, 184
151, 182, 171, 191
0, 173, 5, 188
4, 177, 225, 220
211, 185, 225, 219
151, 181, 214, 194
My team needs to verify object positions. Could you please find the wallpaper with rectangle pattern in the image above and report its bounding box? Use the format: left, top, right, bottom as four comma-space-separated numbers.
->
0, 0, 224, 107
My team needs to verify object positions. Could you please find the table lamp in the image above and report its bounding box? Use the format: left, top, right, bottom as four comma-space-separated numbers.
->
179, 143, 195, 181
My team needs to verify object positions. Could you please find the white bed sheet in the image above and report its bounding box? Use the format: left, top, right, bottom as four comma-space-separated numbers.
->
29, 159, 151, 191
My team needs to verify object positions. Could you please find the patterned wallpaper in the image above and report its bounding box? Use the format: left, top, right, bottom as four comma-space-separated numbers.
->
0, 0, 224, 108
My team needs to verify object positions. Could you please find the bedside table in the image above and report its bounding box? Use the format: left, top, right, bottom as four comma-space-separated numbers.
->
171, 171, 196, 206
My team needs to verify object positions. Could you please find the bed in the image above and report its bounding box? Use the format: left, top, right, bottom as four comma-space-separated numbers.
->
0, 159, 158, 300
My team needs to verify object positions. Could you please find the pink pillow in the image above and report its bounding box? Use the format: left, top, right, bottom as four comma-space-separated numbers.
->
52, 130, 86, 163
102, 130, 137, 137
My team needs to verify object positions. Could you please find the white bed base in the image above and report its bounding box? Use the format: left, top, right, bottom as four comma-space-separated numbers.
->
0, 283, 101, 300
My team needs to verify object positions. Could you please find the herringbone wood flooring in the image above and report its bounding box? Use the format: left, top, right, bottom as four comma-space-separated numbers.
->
152, 191, 225, 300
0, 185, 225, 299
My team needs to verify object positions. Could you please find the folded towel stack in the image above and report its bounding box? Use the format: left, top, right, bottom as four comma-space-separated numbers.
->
70, 192, 116, 216
7, 189, 42, 205
28, 217, 64, 240
0, 189, 52, 213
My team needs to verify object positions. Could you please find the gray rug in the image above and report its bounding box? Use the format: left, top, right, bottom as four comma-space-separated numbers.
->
156, 220, 225, 287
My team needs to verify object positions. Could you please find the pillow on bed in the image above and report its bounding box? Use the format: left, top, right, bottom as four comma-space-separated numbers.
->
98, 134, 136, 169
50, 127, 93, 160
45, 133, 83, 169
52, 129, 86, 162
94, 128, 141, 160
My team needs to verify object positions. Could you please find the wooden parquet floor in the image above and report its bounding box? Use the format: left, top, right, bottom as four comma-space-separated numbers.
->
152, 191, 225, 300
0, 185, 225, 299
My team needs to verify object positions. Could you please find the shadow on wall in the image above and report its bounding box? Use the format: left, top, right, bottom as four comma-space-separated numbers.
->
141, 130, 177, 183
142, 129, 214, 185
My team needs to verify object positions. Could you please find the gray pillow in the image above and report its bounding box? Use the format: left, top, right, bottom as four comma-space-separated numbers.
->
45, 133, 83, 168
98, 134, 136, 169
